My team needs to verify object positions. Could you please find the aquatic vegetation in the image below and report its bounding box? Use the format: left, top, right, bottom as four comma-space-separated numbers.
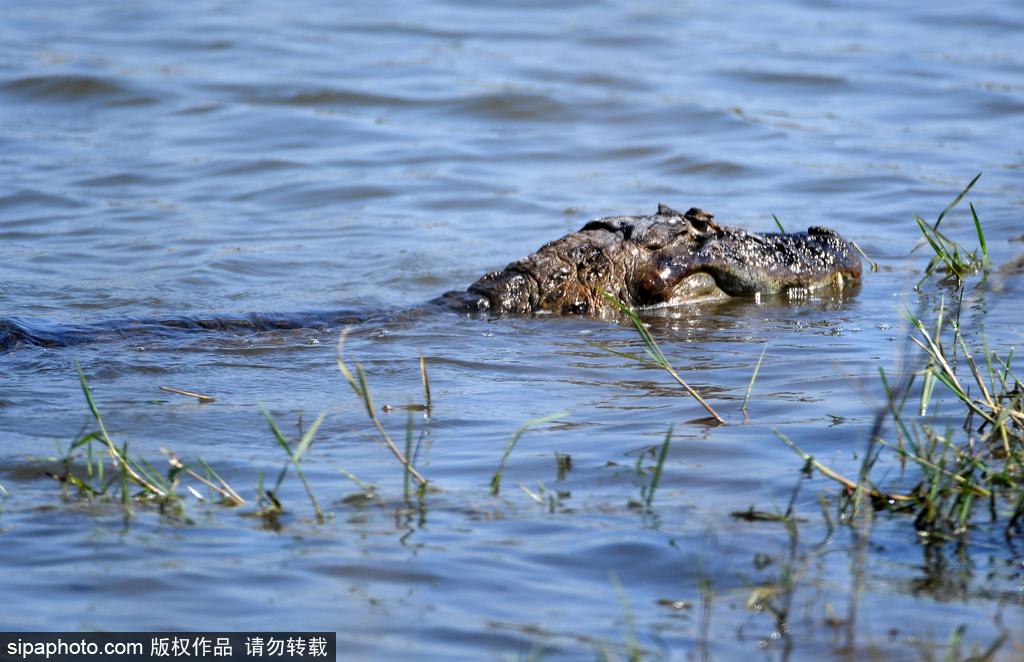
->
741, 344, 768, 413
869, 302, 1021, 539
554, 451, 572, 480
59, 365, 243, 518
761, 181, 1017, 661
336, 467, 376, 504
590, 292, 724, 423
914, 173, 989, 288
61, 365, 333, 521
784, 180, 1021, 544
336, 328, 428, 489
258, 407, 327, 521
518, 482, 560, 513
491, 411, 569, 496
640, 426, 673, 509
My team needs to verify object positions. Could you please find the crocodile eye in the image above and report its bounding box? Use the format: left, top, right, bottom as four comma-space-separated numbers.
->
688, 218, 709, 233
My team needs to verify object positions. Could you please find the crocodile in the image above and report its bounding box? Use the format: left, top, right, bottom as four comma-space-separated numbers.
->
438, 204, 861, 316
0, 204, 861, 351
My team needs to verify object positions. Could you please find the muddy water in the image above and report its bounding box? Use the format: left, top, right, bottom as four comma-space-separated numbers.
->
1, 1, 1022, 659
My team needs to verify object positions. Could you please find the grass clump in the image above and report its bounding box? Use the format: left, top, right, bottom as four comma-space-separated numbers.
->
257, 407, 327, 521
64, 364, 345, 523
914, 172, 989, 288
59, 364, 245, 518
881, 305, 1021, 538
781, 181, 1022, 543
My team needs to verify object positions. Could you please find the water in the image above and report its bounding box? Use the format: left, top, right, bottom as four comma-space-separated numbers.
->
2, 1, 1022, 658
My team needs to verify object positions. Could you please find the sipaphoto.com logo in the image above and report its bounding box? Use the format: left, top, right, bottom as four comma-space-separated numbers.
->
7, 637, 141, 660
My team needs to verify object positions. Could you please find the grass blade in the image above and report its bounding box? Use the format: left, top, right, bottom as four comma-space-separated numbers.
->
773, 430, 911, 502
970, 202, 989, 270
491, 411, 569, 496
933, 172, 981, 231
598, 292, 724, 423
404, 409, 414, 501
293, 411, 327, 462
76, 363, 169, 499
419, 354, 432, 411
741, 344, 768, 412
260, 407, 326, 520
645, 426, 674, 508
337, 330, 429, 486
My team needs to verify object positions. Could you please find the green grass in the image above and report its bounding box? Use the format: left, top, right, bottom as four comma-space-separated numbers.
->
590, 292, 724, 423
64, 364, 218, 518
491, 411, 570, 496
914, 173, 989, 288
77, 364, 177, 503
260, 407, 327, 521
64, 364, 343, 521
337, 328, 428, 487
777, 183, 1021, 544
644, 426, 673, 508
741, 344, 768, 413
337, 467, 376, 503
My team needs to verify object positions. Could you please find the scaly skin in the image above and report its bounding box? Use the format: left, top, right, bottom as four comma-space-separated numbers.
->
438, 204, 862, 316
1, 204, 862, 351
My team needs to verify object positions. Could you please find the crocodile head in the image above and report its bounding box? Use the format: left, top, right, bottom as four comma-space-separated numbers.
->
441, 204, 862, 316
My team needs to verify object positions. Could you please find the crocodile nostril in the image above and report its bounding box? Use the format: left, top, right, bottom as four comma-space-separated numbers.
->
688, 218, 709, 232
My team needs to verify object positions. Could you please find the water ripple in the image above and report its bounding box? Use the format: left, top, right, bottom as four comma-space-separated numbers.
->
0, 73, 158, 107
0, 189, 83, 211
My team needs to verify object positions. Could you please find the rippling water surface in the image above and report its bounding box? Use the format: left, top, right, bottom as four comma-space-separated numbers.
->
2, 1, 1022, 659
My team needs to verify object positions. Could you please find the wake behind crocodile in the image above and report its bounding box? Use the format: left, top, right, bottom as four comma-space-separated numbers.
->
0, 204, 861, 353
